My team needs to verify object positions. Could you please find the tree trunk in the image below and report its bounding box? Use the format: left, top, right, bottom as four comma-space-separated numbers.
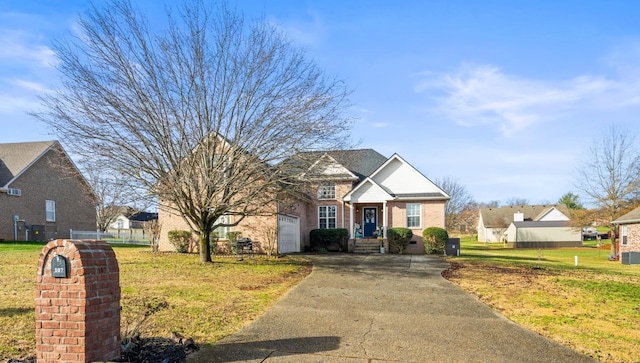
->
199, 230, 212, 263
611, 235, 617, 257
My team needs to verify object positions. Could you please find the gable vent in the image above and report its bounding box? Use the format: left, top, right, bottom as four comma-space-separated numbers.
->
7, 188, 21, 196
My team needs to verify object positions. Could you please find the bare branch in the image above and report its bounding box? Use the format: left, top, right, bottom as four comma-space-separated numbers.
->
33, 0, 353, 262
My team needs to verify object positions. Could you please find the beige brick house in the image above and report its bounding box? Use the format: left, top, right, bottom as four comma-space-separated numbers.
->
612, 207, 640, 263
159, 149, 449, 254
0, 141, 96, 241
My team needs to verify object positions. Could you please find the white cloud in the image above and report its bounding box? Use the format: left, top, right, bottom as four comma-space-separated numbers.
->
416, 63, 621, 137
0, 30, 58, 67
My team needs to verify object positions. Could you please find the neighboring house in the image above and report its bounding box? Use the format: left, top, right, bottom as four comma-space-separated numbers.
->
158, 148, 449, 255
0, 141, 96, 241
107, 208, 158, 239
612, 207, 640, 262
478, 204, 581, 248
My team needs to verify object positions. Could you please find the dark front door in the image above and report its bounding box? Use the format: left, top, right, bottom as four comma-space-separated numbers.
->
363, 207, 377, 237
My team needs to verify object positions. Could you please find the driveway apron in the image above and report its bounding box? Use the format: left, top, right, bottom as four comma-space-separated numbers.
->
197, 254, 596, 363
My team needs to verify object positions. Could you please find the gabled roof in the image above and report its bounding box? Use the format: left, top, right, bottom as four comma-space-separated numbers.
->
301, 154, 359, 181
296, 149, 387, 181
0, 141, 58, 187
344, 153, 449, 202
612, 207, 640, 225
479, 204, 570, 228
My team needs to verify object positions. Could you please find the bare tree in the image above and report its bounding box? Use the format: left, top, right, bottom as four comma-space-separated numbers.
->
435, 177, 475, 232
82, 165, 147, 231
575, 125, 640, 254
33, 0, 352, 263
142, 219, 162, 252
504, 197, 530, 207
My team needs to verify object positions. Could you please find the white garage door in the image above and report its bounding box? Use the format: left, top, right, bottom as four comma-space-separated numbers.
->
278, 214, 300, 253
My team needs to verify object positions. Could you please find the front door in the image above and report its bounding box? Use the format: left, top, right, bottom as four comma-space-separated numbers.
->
363, 207, 377, 237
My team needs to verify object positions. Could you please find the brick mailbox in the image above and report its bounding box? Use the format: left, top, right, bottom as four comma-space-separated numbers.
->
35, 239, 121, 362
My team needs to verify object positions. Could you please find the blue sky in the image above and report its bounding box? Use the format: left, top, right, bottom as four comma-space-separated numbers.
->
2, 0, 640, 205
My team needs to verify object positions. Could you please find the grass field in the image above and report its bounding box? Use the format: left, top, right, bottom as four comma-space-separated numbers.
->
445, 237, 640, 363
0, 242, 311, 360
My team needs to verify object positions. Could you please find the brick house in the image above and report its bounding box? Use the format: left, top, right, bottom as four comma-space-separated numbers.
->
612, 207, 640, 262
158, 149, 449, 254
0, 141, 96, 241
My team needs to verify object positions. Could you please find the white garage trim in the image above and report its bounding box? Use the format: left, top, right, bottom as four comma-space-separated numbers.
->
278, 214, 300, 254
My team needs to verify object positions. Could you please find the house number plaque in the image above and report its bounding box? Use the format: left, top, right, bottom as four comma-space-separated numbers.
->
51, 255, 68, 278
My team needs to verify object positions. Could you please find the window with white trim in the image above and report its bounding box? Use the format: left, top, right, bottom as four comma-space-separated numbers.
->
46, 200, 56, 222
317, 182, 336, 200
406, 203, 421, 228
622, 225, 628, 245
214, 215, 232, 239
318, 206, 336, 229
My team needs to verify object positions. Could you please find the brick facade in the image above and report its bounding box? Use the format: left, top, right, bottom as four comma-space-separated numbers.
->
619, 223, 640, 254
386, 200, 445, 254
0, 144, 96, 241
35, 239, 120, 362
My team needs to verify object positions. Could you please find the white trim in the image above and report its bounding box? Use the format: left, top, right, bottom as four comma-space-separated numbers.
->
406, 203, 421, 228
343, 178, 393, 202
301, 153, 359, 181
318, 205, 337, 229
46, 200, 56, 222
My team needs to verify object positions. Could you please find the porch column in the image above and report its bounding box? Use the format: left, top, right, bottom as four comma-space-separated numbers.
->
383, 201, 388, 239
349, 203, 355, 238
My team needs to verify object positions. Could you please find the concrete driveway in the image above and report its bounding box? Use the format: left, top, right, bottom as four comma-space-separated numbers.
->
193, 254, 596, 363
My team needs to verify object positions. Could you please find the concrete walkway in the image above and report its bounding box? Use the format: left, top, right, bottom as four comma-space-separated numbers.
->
195, 254, 596, 363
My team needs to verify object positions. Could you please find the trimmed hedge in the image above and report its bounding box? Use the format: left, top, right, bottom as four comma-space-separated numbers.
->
423, 227, 448, 254
310, 228, 349, 252
387, 227, 413, 254
168, 230, 192, 253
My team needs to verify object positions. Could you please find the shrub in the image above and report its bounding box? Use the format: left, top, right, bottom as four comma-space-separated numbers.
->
423, 227, 448, 254
387, 227, 413, 254
309, 228, 349, 252
167, 230, 192, 253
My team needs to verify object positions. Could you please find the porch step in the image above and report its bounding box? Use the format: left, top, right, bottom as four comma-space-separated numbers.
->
354, 239, 381, 254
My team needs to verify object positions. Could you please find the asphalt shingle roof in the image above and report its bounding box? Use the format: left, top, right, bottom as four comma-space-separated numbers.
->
479, 204, 571, 227
0, 141, 57, 187
296, 149, 387, 181
613, 207, 640, 224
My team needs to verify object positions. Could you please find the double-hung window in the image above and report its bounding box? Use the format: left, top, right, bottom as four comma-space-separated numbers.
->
214, 215, 232, 239
318, 206, 336, 229
406, 203, 421, 228
46, 200, 56, 222
317, 182, 336, 200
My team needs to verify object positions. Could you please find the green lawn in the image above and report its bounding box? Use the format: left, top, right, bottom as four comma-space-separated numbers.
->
0, 242, 310, 360
446, 237, 640, 362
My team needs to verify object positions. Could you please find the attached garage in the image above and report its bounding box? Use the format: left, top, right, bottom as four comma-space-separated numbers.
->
277, 214, 301, 253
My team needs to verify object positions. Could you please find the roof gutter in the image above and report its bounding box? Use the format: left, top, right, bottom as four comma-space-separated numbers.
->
612, 219, 640, 225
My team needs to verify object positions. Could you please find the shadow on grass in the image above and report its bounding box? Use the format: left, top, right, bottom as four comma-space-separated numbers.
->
189, 336, 341, 363
0, 307, 32, 317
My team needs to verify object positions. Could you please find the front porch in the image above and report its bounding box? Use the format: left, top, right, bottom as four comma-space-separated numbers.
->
350, 202, 387, 239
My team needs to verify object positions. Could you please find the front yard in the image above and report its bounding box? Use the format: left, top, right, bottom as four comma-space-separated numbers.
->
444, 238, 640, 363
0, 242, 311, 360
